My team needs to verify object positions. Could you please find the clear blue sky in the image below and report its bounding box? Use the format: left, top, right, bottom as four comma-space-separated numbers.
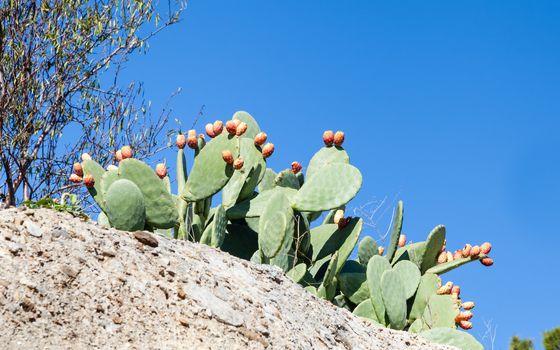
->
120, 1, 560, 348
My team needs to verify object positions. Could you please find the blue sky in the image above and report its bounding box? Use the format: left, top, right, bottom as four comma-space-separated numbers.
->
120, 1, 560, 348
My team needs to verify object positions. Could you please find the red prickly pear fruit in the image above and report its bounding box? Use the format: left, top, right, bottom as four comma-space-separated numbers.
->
115, 150, 123, 162
226, 120, 237, 135
187, 129, 197, 138
378, 246, 385, 256
334, 131, 345, 147
73, 162, 83, 177
338, 217, 351, 230
213, 120, 223, 136
187, 135, 198, 149
323, 130, 334, 146
470, 245, 481, 257
451, 285, 461, 296
233, 157, 244, 170
446, 251, 454, 262
291, 161, 302, 174
205, 123, 216, 138
437, 251, 447, 264
480, 242, 492, 255
437, 282, 453, 295
480, 257, 494, 266
453, 250, 463, 260
262, 143, 275, 158
455, 311, 473, 322
81, 153, 91, 161
398, 234, 406, 248
254, 132, 268, 146
121, 146, 133, 159
462, 244, 472, 258
233, 119, 241, 127
235, 122, 248, 136
333, 209, 344, 225
458, 320, 473, 330
222, 150, 234, 164
69, 174, 82, 183
155, 163, 167, 179
462, 301, 475, 310
176, 134, 187, 149
83, 175, 95, 188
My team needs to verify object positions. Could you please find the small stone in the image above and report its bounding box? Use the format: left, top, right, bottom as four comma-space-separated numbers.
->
112, 315, 123, 324
133, 231, 158, 247
178, 317, 189, 327
25, 220, 43, 237
60, 265, 79, 279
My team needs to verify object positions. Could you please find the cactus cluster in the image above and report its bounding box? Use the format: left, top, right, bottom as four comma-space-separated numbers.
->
69, 111, 492, 350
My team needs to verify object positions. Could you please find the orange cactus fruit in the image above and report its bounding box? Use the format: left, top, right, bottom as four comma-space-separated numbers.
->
334, 131, 345, 147
323, 130, 334, 146
121, 146, 133, 159
291, 161, 302, 174
458, 320, 473, 330
470, 245, 481, 257
205, 123, 216, 138
480, 257, 494, 266
462, 301, 475, 310
222, 150, 234, 164
480, 242, 492, 255
226, 120, 237, 135
69, 174, 83, 183
254, 132, 267, 146
398, 234, 407, 248
73, 162, 83, 177
437, 282, 453, 295
213, 120, 224, 136
83, 175, 95, 188
378, 246, 385, 256
235, 122, 248, 136
176, 134, 187, 149
437, 251, 447, 264
462, 244, 472, 258
262, 143, 275, 158
155, 163, 167, 179
233, 157, 244, 170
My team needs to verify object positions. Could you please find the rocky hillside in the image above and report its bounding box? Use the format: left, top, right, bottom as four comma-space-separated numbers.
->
0, 207, 455, 349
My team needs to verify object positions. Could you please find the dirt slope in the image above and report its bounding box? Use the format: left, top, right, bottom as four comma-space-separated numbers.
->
0, 207, 454, 349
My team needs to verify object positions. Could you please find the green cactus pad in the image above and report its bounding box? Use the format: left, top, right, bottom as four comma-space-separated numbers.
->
233, 111, 261, 139
409, 319, 425, 333
274, 169, 300, 189
425, 256, 481, 275
222, 168, 251, 208
366, 255, 391, 323
338, 261, 369, 305
309, 218, 362, 264
292, 163, 362, 212
380, 269, 408, 330
306, 146, 349, 181
393, 260, 421, 300
269, 247, 294, 272
422, 294, 459, 329
182, 132, 237, 202
420, 328, 484, 350
209, 204, 227, 248
353, 299, 381, 325
386, 200, 404, 262
296, 172, 305, 187
334, 218, 362, 275
258, 191, 294, 258
104, 179, 146, 231
358, 236, 378, 265
258, 168, 277, 192
392, 242, 427, 268
220, 224, 259, 260
409, 273, 440, 323
420, 225, 446, 273
286, 263, 308, 283
317, 251, 338, 301
226, 187, 297, 219
100, 168, 119, 197
81, 159, 107, 211
118, 159, 178, 229
176, 148, 188, 194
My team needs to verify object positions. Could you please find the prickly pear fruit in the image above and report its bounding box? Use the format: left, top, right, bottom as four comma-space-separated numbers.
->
333, 209, 344, 224
462, 244, 472, 258
337, 217, 350, 230
233, 119, 241, 127
176, 134, 187, 149
69, 174, 83, 183
254, 132, 267, 146
470, 245, 481, 257
187, 129, 197, 138
455, 311, 473, 322
451, 285, 460, 296
437, 251, 447, 264
226, 120, 237, 135
480, 257, 494, 266
187, 135, 198, 149
437, 282, 453, 295
262, 143, 274, 158
291, 161, 302, 174
213, 120, 223, 136
446, 251, 454, 262
222, 150, 234, 164
378, 246, 385, 256
458, 320, 473, 330
73, 162, 83, 177
233, 158, 244, 170
323, 130, 334, 146
480, 242, 492, 254
453, 250, 463, 260
81, 153, 91, 161
115, 150, 123, 162
398, 234, 406, 248
334, 131, 345, 147
205, 123, 216, 138
121, 146, 133, 159
235, 122, 248, 136
462, 301, 475, 310
83, 175, 95, 188
156, 163, 167, 179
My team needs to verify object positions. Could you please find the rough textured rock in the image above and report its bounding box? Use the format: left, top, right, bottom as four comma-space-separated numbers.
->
0, 208, 455, 349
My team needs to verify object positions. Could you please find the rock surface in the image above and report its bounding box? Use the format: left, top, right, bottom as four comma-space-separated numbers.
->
0, 208, 455, 349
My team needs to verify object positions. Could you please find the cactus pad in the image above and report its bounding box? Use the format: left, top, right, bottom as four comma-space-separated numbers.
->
104, 179, 146, 231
